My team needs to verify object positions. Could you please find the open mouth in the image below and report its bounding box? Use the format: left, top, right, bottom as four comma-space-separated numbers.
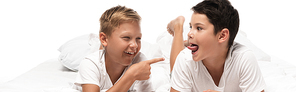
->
187, 44, 199, 54
124, 51, 135, 55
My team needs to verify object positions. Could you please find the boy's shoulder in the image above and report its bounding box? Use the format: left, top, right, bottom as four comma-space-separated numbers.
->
85, 50, 104, 62
78, 50, 105, 74
79, 50, 105, 70
229, 42, 256, 62
231, 42, 251, 55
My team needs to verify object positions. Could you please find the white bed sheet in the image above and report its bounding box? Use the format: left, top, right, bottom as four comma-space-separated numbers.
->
0, 58, 78, 92
1, 56, 296, 92
1, 55, 296, 92
258, 56, 296, 91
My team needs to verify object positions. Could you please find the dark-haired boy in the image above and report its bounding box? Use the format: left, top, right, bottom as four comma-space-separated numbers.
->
167, 0, 265, 92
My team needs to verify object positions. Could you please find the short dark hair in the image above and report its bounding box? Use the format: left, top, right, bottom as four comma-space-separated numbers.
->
192, 0, 239, 48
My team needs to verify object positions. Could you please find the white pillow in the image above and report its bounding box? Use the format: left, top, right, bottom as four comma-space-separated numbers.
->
58, 33, 100, 71
234, 31, 271, 61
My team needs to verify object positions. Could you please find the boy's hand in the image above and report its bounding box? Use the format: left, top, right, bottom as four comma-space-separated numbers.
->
127, 58, 165, 81
167, 16, 185, 36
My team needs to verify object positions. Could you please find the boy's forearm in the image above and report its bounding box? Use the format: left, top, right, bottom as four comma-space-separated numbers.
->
170, 26, 184, 72
106, 72, 135, 92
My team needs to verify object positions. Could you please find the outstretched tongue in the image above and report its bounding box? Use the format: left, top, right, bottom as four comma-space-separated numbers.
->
187, 44, 199, 53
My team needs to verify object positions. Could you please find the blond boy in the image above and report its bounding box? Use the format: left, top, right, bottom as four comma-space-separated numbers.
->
74, 5, 164, 92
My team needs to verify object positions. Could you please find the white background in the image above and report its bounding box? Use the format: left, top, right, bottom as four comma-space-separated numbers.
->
0, 0, 295, 84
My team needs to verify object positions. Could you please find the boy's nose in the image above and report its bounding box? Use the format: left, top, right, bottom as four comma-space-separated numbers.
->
188, 30, 194, 39
129, 41, 138, 49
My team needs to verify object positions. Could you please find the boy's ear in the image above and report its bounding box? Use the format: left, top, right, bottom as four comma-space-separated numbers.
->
218, 28, 229, 43
99, 32, 108, 47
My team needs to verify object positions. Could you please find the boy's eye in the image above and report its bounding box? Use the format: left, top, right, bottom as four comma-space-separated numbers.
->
136, 37, 141, 40
197, 27, 202, 30
189, 26, 192, 29
136, 37, 141, 42
123, 37, 130, 40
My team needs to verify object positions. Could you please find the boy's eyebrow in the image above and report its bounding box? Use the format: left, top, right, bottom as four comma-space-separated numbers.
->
194, 23, 205, 26
189, 23, 205, 26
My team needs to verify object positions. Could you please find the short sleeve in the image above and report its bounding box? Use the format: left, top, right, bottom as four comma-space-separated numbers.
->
74, 58, 102, 87
170, 49, 192, 92
238, 51, 266, 92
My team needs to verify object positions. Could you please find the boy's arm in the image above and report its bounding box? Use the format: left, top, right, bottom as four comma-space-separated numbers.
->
167, 16, 185, 72
82, 84, 100, 92
107, 58, 164, 92
81, 58, 164, 92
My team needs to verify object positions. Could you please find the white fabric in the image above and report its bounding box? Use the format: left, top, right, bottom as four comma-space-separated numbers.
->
0, 58, 79, 92
58, 33, 100, 71
140, 34, 171, 92
171, 42, 266, 92
257, 57, 296, 92
74, 50, 153, 92
0, 43, 296, 92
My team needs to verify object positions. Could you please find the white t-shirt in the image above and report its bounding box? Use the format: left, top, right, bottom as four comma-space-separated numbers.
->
171, 42, 266, 92
74, 50, 153, 92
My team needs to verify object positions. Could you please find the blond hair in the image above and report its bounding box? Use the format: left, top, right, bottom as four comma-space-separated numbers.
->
99, 5, 141, 36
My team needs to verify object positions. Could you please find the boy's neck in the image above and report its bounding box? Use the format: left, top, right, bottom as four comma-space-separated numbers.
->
203, 46, 229, 71
105, 54, 127, 85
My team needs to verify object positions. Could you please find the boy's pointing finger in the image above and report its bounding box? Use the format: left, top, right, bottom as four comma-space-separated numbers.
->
147, 58, 165, 65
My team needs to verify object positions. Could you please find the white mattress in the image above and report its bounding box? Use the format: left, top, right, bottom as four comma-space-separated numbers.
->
258, 56, 296, 91
0, 58, 78, 92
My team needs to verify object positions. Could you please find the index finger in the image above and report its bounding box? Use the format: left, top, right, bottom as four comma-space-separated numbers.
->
147, 57, 165, 65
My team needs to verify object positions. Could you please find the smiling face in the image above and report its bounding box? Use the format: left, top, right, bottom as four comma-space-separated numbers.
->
187, 13, 221, 62
102, 21, 141, 66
